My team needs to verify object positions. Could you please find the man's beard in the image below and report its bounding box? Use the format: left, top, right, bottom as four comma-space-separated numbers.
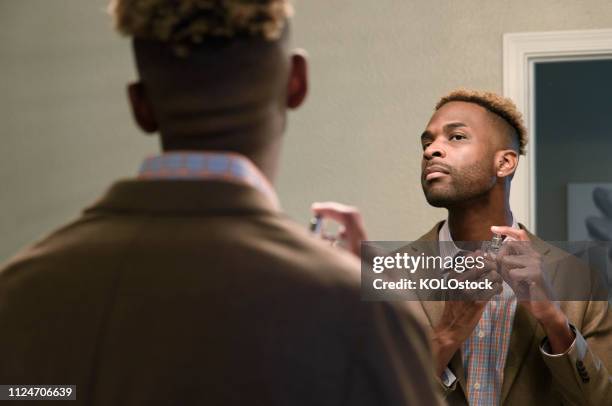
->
421, 165, 495, 208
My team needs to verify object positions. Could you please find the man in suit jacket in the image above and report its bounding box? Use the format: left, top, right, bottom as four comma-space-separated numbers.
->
0, 1, 442, 405
314, 89, 611, 404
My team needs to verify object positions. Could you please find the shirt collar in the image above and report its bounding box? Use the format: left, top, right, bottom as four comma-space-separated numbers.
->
137, 151, 280, 210
438, 214, 519, 258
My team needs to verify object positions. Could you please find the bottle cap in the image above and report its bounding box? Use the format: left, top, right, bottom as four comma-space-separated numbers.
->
491, 233, 503, 249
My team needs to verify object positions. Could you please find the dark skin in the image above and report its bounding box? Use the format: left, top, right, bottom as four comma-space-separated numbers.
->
420, 101, 515, 242
313, 101, 574, 377
126, 35, 309, 184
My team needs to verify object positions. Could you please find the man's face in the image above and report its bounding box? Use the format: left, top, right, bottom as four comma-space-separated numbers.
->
420, 101, 499, 207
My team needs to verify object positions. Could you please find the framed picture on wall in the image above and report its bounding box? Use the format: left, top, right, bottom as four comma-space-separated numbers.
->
568, 183, 612, 242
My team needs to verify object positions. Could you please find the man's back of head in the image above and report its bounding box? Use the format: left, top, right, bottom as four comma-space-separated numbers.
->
111, 0, 307, 178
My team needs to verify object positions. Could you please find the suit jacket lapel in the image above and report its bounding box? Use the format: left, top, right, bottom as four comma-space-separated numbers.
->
414, 222, 470, 397
499, 304, 540, 403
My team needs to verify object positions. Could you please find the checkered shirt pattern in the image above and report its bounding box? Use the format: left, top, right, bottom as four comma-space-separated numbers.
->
138, 151, 279, 209
439, 220, 518, 406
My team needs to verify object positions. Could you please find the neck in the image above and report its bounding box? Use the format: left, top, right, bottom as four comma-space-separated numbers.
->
159, 110, 285, 184
447, 183, 513, 241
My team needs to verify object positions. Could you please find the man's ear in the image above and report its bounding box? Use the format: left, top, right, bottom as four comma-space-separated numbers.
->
286, 50, 308, 109
494, 149, 519, 178
127, 82, 158, 134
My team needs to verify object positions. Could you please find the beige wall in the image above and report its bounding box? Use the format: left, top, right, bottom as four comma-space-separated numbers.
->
1, 0, 611, 260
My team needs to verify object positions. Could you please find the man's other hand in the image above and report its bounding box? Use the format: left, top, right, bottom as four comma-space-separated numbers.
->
433, 251, 502, 376
311, 202, 368, 257
492, 226, 575, 354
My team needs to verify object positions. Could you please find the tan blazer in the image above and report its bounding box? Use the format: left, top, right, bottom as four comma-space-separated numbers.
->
0, 180, 443, 406
407, 222, 612, 405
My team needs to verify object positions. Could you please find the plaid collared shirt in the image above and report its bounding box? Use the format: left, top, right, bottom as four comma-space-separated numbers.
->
439, 220, 518, 406
138, 151, 280, 209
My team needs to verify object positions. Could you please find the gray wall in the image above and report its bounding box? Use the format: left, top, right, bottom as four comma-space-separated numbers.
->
2, 0, 612, 261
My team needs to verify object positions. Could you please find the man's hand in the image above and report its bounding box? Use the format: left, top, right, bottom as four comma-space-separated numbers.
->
432, 252, 503, 376
311, 202, 368, 257
493, 226, 575, 354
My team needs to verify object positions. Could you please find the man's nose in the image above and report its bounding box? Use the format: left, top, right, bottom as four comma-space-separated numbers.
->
423, 141, 446, 160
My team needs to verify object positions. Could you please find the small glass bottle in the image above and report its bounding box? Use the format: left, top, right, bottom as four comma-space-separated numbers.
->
483, 233, 503, 258
309, 214, 323, 236
490, 233, 503, 254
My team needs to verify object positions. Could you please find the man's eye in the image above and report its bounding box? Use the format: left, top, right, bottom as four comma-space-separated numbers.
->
422, 142, 432, 150
450, 134, 466, 141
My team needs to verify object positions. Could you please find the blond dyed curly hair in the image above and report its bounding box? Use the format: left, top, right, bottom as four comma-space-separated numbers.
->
108, 0, 294, 55
436, 89, 528, 155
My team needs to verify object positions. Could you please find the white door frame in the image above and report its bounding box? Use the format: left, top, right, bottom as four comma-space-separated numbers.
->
503, 29, 612, 231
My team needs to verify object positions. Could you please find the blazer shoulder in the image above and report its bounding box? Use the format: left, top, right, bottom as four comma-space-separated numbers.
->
415, 221, 445, 241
